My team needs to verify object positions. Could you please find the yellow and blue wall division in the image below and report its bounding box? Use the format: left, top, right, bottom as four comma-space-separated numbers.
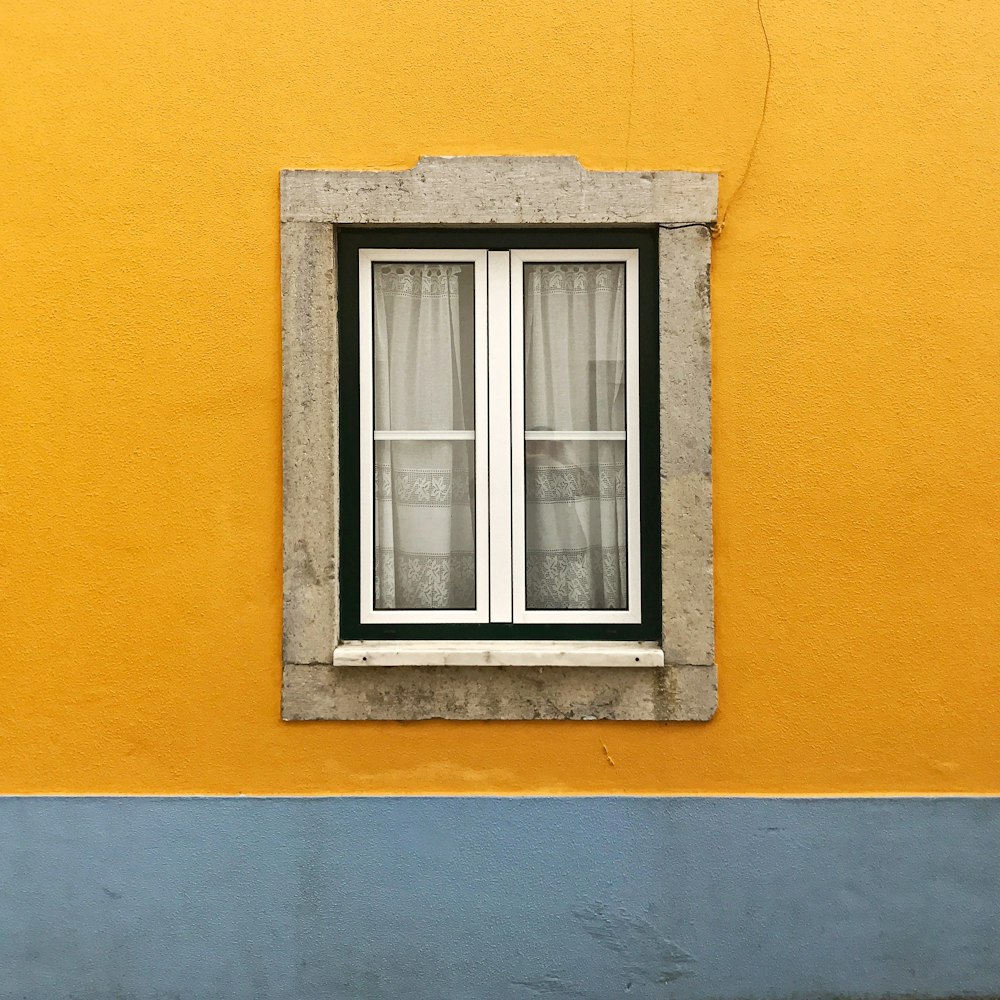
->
2, 0, 998, 996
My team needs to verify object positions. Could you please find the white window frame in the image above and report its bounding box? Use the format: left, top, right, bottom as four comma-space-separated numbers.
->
359, 247, 642, 626
486, 251, 513, 622
358, 248, 490, 625
280, 156, 719, 722
509, 248, 641, 625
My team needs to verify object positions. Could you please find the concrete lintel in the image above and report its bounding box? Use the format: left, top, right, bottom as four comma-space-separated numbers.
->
281, 156, 718, 226
282, 662, 717, 722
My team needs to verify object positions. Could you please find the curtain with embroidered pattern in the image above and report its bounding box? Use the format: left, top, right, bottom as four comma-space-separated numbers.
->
373, 263, 476, 609
522, 262, 628, 610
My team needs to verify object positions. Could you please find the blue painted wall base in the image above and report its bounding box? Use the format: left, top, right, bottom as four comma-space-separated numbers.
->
1, 797, 997, 999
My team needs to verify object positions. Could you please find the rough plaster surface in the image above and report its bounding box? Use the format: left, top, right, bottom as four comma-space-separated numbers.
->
3, 797, 999, 998
281, 157, 718, 721
4, 0, 999, 792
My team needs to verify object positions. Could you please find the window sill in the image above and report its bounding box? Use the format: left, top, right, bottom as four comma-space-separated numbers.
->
332, 641, 665, 669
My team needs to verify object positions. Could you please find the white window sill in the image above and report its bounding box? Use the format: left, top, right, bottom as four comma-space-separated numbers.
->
332, 641, 665, 669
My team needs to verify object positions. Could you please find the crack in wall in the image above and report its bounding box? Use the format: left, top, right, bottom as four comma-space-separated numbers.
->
715, 0, 774, 236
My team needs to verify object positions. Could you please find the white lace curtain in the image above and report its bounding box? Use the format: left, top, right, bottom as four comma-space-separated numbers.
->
373, 264, 476, 609
372, 260, 627, 611
523, 263, 627, 609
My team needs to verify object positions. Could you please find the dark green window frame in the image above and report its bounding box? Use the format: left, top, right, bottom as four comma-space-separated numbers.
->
337, 226, 661, 642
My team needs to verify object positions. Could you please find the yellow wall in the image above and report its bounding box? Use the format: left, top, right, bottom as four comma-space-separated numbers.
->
3, 0, 998, 794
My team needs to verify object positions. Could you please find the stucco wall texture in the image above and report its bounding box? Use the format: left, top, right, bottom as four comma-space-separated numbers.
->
2, 0, 998, 794
6, 798, 1000, 999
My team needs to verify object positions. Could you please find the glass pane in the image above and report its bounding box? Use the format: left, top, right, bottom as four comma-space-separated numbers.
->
523, 262, 625, 433
374, 440, 476, 610
524, 439, 627, 610
373, 263, 475, 431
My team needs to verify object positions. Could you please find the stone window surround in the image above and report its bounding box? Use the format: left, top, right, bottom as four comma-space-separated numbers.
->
281, 156, 717, 721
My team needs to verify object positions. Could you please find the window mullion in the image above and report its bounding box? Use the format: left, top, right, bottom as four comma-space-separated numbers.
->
509, 255, 527, 623
486, 251, 513, 623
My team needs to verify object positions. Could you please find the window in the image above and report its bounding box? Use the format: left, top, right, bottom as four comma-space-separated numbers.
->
281, 156, 717, 721
338, 230, 660, 641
